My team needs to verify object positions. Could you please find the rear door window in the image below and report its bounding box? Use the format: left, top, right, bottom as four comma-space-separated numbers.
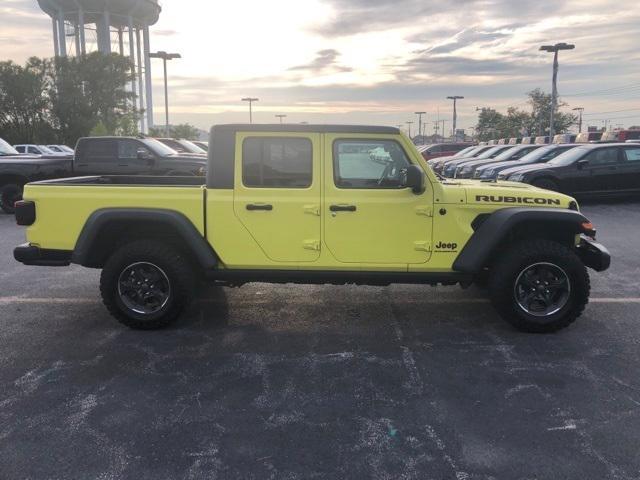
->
242, 137, 312, 188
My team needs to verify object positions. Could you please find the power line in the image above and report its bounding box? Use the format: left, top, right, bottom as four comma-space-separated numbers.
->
563, 83, 640, 97
582, 108, 640, 116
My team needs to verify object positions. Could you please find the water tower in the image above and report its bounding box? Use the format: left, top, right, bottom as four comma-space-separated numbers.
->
36, 0, 162, 132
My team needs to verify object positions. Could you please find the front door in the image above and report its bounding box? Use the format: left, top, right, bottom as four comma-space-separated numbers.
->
233, 133, 321, 263
571, 146, 621, 194
323, 136, 433, 265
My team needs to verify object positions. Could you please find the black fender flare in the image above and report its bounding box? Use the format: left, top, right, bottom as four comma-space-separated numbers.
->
452, 207, 589, 273
71, 208, 218, 269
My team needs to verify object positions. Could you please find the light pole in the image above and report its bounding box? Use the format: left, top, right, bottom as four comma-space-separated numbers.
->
572, 107, 584, 133
275, 114, 287, 124
241, 97, 259, 124
149, 51, 181, 137
540, 42, 575, 139
414, 112, 426, 144
405, 121, 414, 140
447, 96, 464, 140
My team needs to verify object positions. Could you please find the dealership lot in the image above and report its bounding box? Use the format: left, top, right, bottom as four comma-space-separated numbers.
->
1, 199, 640, 479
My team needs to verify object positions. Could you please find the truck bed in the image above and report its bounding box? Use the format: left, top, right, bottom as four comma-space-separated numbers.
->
23, 176, 206, 251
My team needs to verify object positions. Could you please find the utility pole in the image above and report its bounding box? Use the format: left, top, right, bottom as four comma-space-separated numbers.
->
275, 114, 287, 124
540, 42, 575, 139
241, 97, 259, 123
446, 95, 464, 140
406, 121, 414, 140
441, 120, 448, 141
415, 111, 426, 144
149, 51, 182, 137
572, 107, 584, 133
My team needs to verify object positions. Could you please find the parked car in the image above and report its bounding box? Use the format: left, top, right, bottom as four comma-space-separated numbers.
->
454, 145, 544, 179
14, 144, 71, 157
575, 132, 602, 143
418, 142, 474, 161
600, 129, 640, 143
0, 136, 206, 214
534, 136, 550, 145
477, 144, 579, 180
156, 138, 207, 155
192, 141, 209, 151
47, 145, 75, 154
552, 134, 576, 144
442, 145, 514, 178
429, 145, 493, 174
14, 123, 610, 333
502, 143, 640, 197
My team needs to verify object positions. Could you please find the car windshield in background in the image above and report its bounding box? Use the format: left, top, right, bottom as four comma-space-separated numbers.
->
38, 145, 56, 154
141, 138, 179, 156
0, 138, 19, 155
180, 140, 207, 154
455, 146, 476, 156
547, 146, 590, 166
493, 146, 533, 161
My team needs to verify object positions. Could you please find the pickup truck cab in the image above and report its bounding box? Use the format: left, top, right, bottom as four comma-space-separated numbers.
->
14, 124, 610, 333
0, 136, 206, 214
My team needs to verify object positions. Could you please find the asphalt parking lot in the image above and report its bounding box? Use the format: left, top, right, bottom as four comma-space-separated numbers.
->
1, 199, 640, 479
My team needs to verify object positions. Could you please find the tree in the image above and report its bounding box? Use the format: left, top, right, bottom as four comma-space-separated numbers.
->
475, 89, 577, 140
0, 57, 56, 144
148, 123, 200, 140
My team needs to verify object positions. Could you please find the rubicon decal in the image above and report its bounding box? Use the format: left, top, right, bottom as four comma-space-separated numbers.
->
475, 195, 561, 205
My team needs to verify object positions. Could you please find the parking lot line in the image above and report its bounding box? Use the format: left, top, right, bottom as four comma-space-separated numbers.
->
1, 296, 640, 305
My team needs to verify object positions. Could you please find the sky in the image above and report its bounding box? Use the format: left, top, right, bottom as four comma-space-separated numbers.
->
1, 0, 640, 134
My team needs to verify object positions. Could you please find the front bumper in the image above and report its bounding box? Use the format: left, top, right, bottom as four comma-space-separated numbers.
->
576, 235, 610, 272
14, 243, 71, 267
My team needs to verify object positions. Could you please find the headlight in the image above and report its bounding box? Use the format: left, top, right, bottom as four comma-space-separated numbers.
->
497, 173, 507, 180
509, 173, 525, 182
479, 169, 494, 178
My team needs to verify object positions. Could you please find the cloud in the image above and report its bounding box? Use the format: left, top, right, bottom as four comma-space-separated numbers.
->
289, 49, 352, 73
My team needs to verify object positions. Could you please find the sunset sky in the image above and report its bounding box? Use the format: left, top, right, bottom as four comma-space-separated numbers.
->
2, 0, 639, 133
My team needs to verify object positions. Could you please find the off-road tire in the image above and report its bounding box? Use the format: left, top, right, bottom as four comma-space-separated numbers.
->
100, 240, 195, 329
532, 178, 559, 192
0, 183, 23, 214
488, 239, 590, 333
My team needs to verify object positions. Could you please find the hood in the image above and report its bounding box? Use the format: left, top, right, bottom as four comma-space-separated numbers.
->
500, 162, 553, 177
456, 180, 574, 208
167, 153, 207, 162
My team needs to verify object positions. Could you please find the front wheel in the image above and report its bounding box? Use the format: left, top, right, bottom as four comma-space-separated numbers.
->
0, 184, 23, 214
488, 239, 590, 333
100, 240, 195, 329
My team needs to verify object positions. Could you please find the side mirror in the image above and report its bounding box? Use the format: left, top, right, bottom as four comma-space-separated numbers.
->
577, 158, 589, 169
402, 165, 425, 194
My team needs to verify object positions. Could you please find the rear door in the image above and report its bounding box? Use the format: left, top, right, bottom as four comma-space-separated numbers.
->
323, 135, 432, 265
233, 133, 321, 263
572, 147, 621, 194
619, 146, 640, 192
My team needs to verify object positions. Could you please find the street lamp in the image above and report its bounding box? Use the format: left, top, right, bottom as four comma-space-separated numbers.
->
572, 107, 584, 133
446, 96, 464, 140
405, 121, 414, 140
241, 97, 259, 123
149, 51, 181, 137
540, 42, 575, 139
415, 111, 426, 144
275, 114, 287, 124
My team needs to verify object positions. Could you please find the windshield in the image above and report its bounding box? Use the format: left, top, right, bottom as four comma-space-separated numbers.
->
179, 140, 207, 154
60, 145, 74, 153
476, 146, 510, 159
455, 146, 476, 157
38, 145, 56, 154
492, 146, 534, 162
547, 146, 590, 166
141, 138, 179, 156
0, 138, 19, 155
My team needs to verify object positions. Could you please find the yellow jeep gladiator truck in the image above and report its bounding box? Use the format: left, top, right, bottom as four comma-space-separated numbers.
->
13, 124, 610, 333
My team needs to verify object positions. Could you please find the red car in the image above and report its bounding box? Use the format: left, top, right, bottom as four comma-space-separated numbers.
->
418, 142, 474, 161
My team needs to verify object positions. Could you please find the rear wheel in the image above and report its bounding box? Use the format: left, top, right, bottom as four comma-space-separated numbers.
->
100, 240, 195, 329
0, 183, 23, 214
532, 178, 559, 192
488, 239, 589, 333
